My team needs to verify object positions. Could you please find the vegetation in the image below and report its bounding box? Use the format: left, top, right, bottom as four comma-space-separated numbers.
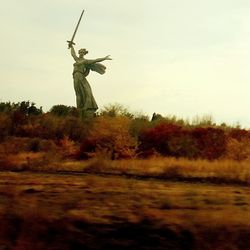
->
0, 100, 249, 184
0, 101, 250, 249
0, 101, 249, 163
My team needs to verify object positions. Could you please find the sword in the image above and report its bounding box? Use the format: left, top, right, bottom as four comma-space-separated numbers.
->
67, 9, 84, 49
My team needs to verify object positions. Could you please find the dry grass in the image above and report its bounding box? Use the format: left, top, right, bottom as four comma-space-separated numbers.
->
0, 172, 250, 249
81, 157, 250, 184
1, 153, 250, 184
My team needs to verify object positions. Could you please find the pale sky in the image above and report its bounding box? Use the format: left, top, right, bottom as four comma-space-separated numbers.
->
0, 0, 250, 127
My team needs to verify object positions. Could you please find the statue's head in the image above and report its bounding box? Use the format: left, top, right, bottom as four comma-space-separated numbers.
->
78, 48, 88, 56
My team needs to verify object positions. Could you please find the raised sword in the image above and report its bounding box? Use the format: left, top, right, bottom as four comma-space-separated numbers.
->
67, 9, 84, 48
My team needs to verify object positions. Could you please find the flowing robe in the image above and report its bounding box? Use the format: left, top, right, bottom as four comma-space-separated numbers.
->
72, 59, 106, 112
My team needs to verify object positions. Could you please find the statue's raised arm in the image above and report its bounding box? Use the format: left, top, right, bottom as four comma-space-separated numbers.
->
70, 45, 79, 61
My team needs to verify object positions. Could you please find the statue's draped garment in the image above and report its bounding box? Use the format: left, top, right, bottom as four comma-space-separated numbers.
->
73, 60, 106, 112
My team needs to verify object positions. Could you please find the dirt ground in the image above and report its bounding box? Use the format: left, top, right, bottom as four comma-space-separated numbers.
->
0, 171, 250, 249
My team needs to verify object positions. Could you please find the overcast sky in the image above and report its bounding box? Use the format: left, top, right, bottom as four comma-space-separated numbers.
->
0, 0, 250, 127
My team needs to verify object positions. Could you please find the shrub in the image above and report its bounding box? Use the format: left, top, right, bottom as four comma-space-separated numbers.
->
0, 137, 31, 154
58, 136, 79, 158
0, 113, 11, 141
30, 114, 63, 140
99, 103, 134, 118
80, 116, 137, 159
26, 138, 57, 153
0, 137, 57, 154
138, 123, 190, 158
138, 124, 227, 160
129, 116, 151, 139
61, 116, 89, 141
167, 133, 198, 158
191, 127, 226, 160
49, 105, 79, 117
227, 128, 250, 141
0, 101, 42, 115
14, 114, 87, 141
226, 138, 250, 161
15, 119, 41, 138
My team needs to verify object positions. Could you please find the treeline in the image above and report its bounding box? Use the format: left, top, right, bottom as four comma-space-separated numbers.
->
0, 101, 249, 161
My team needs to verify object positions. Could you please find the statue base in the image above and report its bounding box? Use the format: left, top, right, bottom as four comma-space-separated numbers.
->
80, 108, 97, 120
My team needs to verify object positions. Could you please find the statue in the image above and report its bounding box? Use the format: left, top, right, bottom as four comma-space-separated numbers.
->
67, 10, 112, 118
69, 45, 111, 118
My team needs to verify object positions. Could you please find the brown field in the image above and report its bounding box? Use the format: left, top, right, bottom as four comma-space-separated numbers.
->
0, 170, 250, 249
2, 155, 250, 184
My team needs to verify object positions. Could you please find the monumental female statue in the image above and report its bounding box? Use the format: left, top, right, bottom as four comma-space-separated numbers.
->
67, 10, 111, 118
69, 44, 111, 117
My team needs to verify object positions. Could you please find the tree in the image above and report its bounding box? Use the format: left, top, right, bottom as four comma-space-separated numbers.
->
49, 105, 79, 117
99, 103, 134, 118
0, 101, 42, 115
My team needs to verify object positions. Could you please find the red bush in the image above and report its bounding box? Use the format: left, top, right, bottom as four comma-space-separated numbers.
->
138, 123, 192, 157
227, 129, 250, 141
139, 124, 226, 160
191, 127, 226, 160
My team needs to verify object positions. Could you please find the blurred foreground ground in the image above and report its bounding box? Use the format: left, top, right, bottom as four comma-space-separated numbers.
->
0, 172, 250, 249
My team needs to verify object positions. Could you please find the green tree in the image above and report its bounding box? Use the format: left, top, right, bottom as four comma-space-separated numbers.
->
49, 105, 79, 117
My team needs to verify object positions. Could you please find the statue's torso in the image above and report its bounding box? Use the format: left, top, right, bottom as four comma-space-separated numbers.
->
73, 59, 86, 73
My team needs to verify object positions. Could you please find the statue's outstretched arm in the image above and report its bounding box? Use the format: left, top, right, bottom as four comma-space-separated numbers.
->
70, 46, 79, 61
86, 55, 112, 64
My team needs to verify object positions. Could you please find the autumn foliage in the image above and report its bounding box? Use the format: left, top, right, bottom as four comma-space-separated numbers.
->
138, 124, 228, 160
0, 101, 249, 164
80, 116, 137, 159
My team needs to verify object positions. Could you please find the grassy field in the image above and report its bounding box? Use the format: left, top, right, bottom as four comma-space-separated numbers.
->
2, 154, 250, 184
0, 171, 250, 249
